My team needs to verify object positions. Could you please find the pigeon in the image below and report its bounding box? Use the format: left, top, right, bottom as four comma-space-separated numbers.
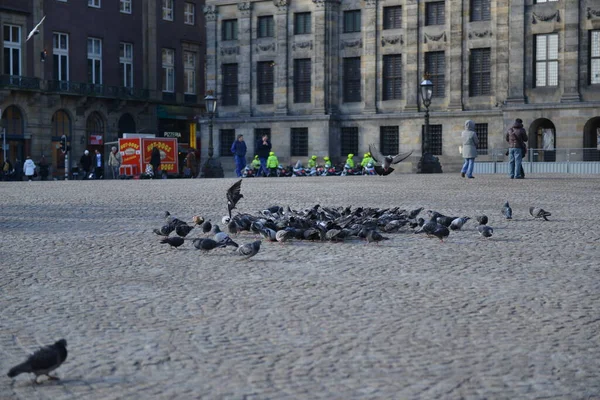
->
477, 225, 494, 238
227, 179, 244, 218
192, 215, 205, 226
221, 216, 231, 225
275, 229, 294, 243
212, 224, 222, 234
214, 232, 239, 248
450, 217, 470, 231
235, 240, 261, 260
260, 228, 277, 242
436, 216, 458, 227
408, 207, 424, 220
192, 238, 226, 252
502, 202, 513, 220
175, 224, 194, 237
227, 220, 239, 236
153, 224, 174, 236
7, 339, 67, 383
475, 215, 488, 225
529, 207, 551, 221
201, 220, 212, 234
366, 230, 389, 244
432, 225, 450, 242
368, 143, 413, 176
160, 236, 185, 248
26, 16, 46, 42
414, 219, 438, 236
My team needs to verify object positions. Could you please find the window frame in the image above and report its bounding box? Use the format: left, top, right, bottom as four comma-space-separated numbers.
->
534, 33, 559, 87
162, 48, 175, 92
293, 58, 311, 104
3, 24, 21, 77
222, 19, 238, 41
257, 61, 274, 105
470, 0, 490, 22
343, 10, 361, 33
258, 15, 275, 38
184, 2, 195, 25
222, 63, 239, 106
294, 12, 311, 35
424, 124, 443, 155
380, 126, 400, 157
383, 54, 402, 101
53, 32, 69, 81
220, 129, 236, 157
119, 42, 133, 88
425, 51, 445, 97
343, 57, 361, 103
87, 37, 102, 85
340, 127, 359, 157
425, 2, 445, 26
474, 123, 488, 155
184, 51, 196, 94
291, 128, 309, 157
383, 6, 402, 30
88, 0, 101, 8
590, 30, 600, 85
469, 48, 491, 96
120, 0, 132, 14
162, 0, 174, 21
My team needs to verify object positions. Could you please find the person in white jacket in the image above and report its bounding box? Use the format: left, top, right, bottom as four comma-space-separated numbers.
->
23, 156, 36, 181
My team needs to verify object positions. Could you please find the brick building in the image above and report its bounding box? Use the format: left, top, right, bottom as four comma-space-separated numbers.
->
0, 0, 205, 177
202, 0, 600, 172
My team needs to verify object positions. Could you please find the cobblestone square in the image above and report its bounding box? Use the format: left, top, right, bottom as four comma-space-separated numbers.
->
1, 174, 599, 399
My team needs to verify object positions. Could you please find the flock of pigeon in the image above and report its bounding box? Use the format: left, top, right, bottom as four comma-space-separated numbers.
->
6, 181, 553, 384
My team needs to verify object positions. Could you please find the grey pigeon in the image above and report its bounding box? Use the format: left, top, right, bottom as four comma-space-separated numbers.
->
369, 143, 413, 176
450, 217, 470, 231
502, 202, 513, 220
366, 230, 389, 244
436, 216, 458, 227
153, 224, 174, 236
214, 232, 239, 248
408, 207, 424, 220
260, 228, 277, 242
275, 229, 293, 243
414, 219, 438, 236
175, 224, 194, 237
432, 225, 450, 242
160, 236, 185, 248
475, 215, 488, 225
227, 179, 244, 218
235, 240, 261, 260
529, 207, 551, 221
192, 238, 226, 252
7, 339, 67, 383
477, 225, 494, 238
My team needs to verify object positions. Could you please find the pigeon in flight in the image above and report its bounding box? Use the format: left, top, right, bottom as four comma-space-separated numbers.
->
227, 179, 244, 219
26, 16, 46, 42
235, 240, 261, 260
529, 207, 551, 221
502, 202, 513, 220
368, 143, 413, 176
7, 339, 67, 383
477, 225, 494, 238
160, 236, 185, 249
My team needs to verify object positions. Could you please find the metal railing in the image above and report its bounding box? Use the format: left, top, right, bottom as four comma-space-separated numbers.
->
0, 75, 41, 90
46, 80, 150, 100
474, 148, 600, 174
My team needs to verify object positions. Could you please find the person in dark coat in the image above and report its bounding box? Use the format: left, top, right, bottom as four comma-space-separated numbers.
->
231, 135, 247, 178
505, 118, 528, 179
80, 150, 92, 180
150, 147, 161, 179
255, 134, 272, 177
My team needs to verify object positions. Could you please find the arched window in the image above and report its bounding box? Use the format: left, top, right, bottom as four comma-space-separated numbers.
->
583, 117, 600, 161
118, 113, 136, 138
528, 118, 556, 162
1, 105, 24, 135
86, 112, 105, 145
52, 109, 71, 137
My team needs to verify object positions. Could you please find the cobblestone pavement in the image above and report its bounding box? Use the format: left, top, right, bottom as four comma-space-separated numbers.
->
1, 174, 599, 400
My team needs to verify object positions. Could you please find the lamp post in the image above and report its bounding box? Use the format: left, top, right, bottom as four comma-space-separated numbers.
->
202, 92, 224, 178
417, 78, 443, 173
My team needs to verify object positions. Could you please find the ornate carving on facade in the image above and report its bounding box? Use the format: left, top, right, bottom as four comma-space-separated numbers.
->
238, 2, 252, 17
256, 42, 276, 53
468, 30, 492, 39
312, 0, 341, 8
587, 7, 600, 19
424, 32, 446, 43
341, 39, 362, 49
362, 0, 377, 8
532, 10, 560, 24
381, 35, 403, 47
220, 46, 240, 56
203, 5, 218, 22
273, 0, 289, 12
292, 40, 313, 51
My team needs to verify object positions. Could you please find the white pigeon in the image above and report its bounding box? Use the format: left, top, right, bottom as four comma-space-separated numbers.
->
26, 16, 46, 42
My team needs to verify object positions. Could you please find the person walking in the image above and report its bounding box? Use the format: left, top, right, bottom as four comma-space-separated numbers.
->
185, 149, 197, 178
150, 147, 161, 179
23, 156, 36, 181
505, 118, 528, 179
231, 135, 247, 178
460, 120, 479, 179
255, 134, 272, 177
108, 146, 122, 179
94, 149, 103, 179
80, 150, 92, 180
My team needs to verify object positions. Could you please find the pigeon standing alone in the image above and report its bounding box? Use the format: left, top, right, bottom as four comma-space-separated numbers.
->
7, 339, 67, 383
529, 207, 551, 221
502, 201, 513, 220
235, 240, 262, 260
478, 225, 494, 238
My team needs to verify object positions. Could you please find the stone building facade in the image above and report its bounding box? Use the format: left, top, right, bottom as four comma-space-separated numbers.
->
1, 0, 205, 178
202, 0, 600, 172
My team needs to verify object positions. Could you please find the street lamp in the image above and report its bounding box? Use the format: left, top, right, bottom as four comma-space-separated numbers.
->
202, 91, 224, 178
417, 77, 443, 173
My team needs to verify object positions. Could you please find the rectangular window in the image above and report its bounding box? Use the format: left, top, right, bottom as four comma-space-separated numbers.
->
380, 126, 399, 156
535, 34, 559, 87
162, 48, 175, 92
53, 32, 69, 81
222, 19, 238, 41
343, 57, 361, 103
470, 0, 490, 21
469, 48, 491, 96
87, 37, 102, 84
222, 63, 238, 106
254, 128, 271, 150
3, 24, 21, 76
184, 2, 195, 25
383, 6, 402, 30
258, 16, 274, 38
220, 129, 236, 157
163, 0, 173, 21
535, 0, 558, 3
291, 128, 309, 157
474, 123, 488, 155
425, 51, 445, 97
88, 0, 100, 7
294, 58, 311, 103
294, 12, 311, 35
590, 30, 600, 85
343, 10, 361, 33
257, 61, 274, 105
120, 0, 131, 13
383, 54, 402, 100
425, 2, 445, 26
423, 124, 443, 155
184, 51, 196, 94
341, 127, 359, 157
119, 42, 133, 88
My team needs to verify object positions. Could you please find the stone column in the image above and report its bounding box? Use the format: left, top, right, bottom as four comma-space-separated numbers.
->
274, 0, 289, 115
203, 5, 218, 94
238, 2, 253, 116
506, 0, 526, 104
404, 0, 419, 111
362, 0, 377, 114
311, 0, 334, 114
560, 0, 581, 102
447, 0, 463, 110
